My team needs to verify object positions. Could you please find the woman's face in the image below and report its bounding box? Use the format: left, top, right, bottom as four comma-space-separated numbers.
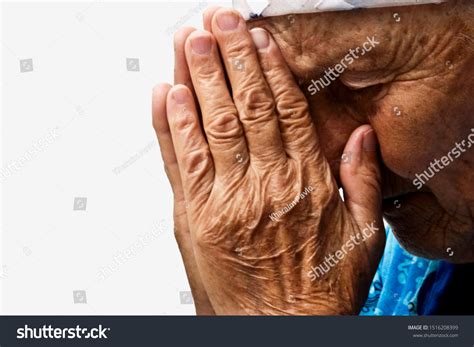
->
249, 1, 474, 261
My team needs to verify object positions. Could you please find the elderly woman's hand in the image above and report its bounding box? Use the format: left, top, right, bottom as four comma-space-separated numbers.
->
153, 8, 386, 315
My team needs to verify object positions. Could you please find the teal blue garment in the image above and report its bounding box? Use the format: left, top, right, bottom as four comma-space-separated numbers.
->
361, 227, 440, 316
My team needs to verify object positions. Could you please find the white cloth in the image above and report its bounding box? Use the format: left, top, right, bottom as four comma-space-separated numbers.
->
233, 0, 446, 20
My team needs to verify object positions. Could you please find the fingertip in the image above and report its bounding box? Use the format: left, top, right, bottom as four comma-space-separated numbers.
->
153, 83, 172, 98
362, 128, 378, 152
212, 8, 244, 33
168, 84, 192, 107
250, 27, 270, 51
344, 125, 374, 158
174, 27, 196, 49
185, 30, 215, 57
351, 124, 373, 145
340, 124, 378, 179
203, 6, 221, 31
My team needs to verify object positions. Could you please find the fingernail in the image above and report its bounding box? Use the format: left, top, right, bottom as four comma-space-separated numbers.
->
191, 34, 212, 55
216, 11, 240, 31
172, 87, 188, 104
363, 129, 377, 151
251, 29, 270, 51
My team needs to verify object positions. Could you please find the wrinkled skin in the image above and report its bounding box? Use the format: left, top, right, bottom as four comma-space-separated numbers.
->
153, 1, 474, 314
247, 1, 474, 263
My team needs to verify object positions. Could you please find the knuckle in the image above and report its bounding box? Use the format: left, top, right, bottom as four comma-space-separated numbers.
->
225, 38, 252, 62
319, 183, 339, 209
194, 228, 221, 251
265, 63, 288, 83
194, 230, 210, 249
317, 185, 333, 205
183, 148, 212, 176
236, 88, 275, 121
206, 113, 243, 141
207, 103, 238, 120
172, 112, 195, 131
195, 63, 220, 80
280, 99, 309, 117
277, 91, 309, 117
194, 213, 235, 251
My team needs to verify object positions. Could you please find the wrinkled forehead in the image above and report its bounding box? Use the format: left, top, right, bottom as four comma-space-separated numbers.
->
233, 0, 446, 20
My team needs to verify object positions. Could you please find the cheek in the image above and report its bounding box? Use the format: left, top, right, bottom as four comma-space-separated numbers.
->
375, 130, 422, 179
369, 104, 443, 180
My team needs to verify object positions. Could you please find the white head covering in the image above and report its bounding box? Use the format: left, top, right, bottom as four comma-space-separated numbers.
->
233, 0, 446, 20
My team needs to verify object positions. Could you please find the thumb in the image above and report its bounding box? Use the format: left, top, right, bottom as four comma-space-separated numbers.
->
340, 125, 385, 249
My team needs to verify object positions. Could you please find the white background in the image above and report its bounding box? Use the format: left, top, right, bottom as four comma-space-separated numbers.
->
0, 0, 257, 315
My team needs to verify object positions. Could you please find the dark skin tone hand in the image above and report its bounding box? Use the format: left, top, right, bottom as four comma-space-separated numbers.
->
153, 1, 474, 314
153, 8, 384, 315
